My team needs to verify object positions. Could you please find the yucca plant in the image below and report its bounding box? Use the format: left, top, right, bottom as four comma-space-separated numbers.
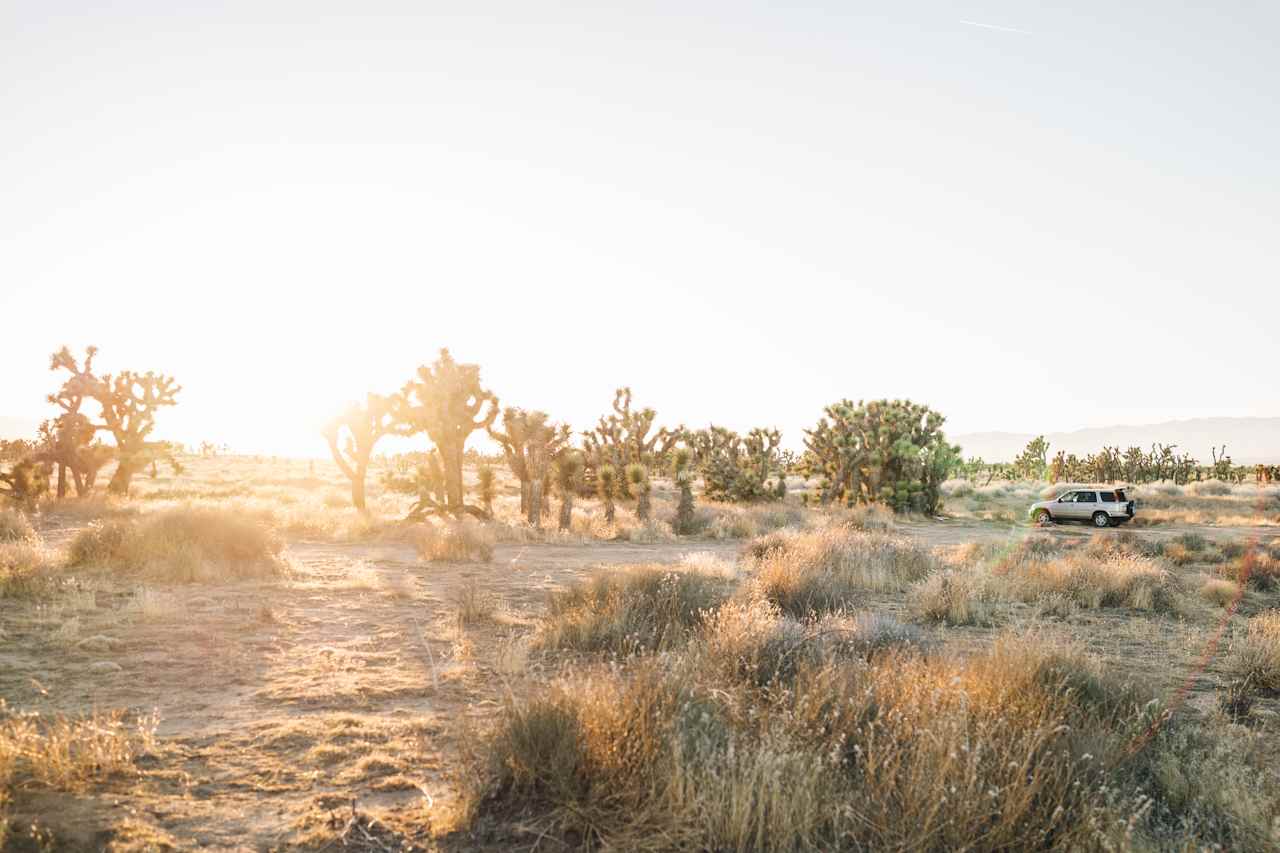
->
625, 463, 651, 522
555, 452, 584, 532
672, 446, 696, 534
477, 464, 496, 518
597, 464, 617, 524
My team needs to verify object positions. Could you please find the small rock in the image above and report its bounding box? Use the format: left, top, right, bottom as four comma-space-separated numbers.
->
77, 635, 119, 652
88, 661, 123, 674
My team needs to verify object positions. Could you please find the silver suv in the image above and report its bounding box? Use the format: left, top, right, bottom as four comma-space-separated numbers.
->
1029, 487, 1135, 528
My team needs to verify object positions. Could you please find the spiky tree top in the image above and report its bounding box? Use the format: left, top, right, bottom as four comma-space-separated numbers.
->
396, 349, 499, 450
582, 387, 681, 473
489, 408, 572, 485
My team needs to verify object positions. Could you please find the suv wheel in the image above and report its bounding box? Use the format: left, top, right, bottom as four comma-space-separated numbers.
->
1034, 509, 1053, 526
1092, 512, 1110, 528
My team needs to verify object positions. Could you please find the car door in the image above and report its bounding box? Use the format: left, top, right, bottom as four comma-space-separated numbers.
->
1074, 490, 1098, 520
1056, 490, 1079, 519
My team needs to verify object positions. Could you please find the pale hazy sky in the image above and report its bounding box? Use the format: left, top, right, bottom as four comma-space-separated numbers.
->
3, 1, 1277, 455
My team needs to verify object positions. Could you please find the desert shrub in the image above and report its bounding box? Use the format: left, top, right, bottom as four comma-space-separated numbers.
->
908, 569, 995, 625
1218, 548, 1280, 591
1173, 531, 1208, 552
0, 542, 60, 598
535, 564, 732, 655
468, 636, 1273, 851
699, 602, 931, 688
922, 545, 1181, 619
1189, 480, 1232, 497
745, 528, 938, 617
409, 518, 495, 562
452, 580, 496, 628
1198, 578, 1239, 608
66, 506, 286, 581
1163, 542, 1195, 566
0, 509, 35, 544
1228, 611, 1280, 692
1008, 553, 1180, 613
825, 503, 895, 531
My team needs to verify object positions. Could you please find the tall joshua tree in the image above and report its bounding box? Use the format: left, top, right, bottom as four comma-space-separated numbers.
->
322, 392, 399, 513
395, 349, 498, 518
50, 346, 182, 495
488, 408, 571, 520
555, 451, 584, 532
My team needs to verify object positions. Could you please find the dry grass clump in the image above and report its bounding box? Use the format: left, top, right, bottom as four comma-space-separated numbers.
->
0, 541, 61, 599
743, 527, 938, 617
67, 506, 286, 582
909, 569, 996, 625
1198, 578, 1239, 608
695, 503, 810, 540
466, 635, 1273, 851
451, 580, 497, 628
1219, 547, 1280, 591
535, 564, 732, 656
700, 601, 932, 687
1228, 611, 1280, 692
1, 701, 157, 838
409, 518, 495, 562
0, 509, 35, 544
1188, 480, 1233, 497
912, 542, 1181, 625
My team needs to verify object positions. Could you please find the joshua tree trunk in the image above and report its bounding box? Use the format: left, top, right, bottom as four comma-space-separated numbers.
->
559, 492, 573, 532
527, 479, 543, 527
56, 463, 67, 499
351, 466, 368, 512
636, 489, 651, 522
108, 455, 144, 495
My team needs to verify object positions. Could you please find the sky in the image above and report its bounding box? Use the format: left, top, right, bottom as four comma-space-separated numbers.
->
2, 1, 1278, 456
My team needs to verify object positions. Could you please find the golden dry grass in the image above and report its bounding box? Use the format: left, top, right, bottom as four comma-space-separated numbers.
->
468, 630, 1277, 851
66, 505, 287, 581
743, 526, 939, 617
0, 509, 36, 544
1229, 610, 1280, 692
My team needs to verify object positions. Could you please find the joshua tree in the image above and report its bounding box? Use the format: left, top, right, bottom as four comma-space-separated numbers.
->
597, 463, 617, 524
488, 408, 571, 520
625, 463, 651, 522
395, 349, 499, 518
322, 392, 399, 513
802, 399, 957, 514
582, 387, 681, 497
49, 346, 182, 495
672, 446, 696, 534
555, 451, 584, 532
477, 464, 496, 518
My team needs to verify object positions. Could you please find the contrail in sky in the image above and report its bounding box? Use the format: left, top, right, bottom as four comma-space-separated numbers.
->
959, 19, 1033, 35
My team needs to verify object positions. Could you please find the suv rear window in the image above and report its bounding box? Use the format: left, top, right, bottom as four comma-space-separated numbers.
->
1115, 490, 1127, 502
1100, 491, 1117, 502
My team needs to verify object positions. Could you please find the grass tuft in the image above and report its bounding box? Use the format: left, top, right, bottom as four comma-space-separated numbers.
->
67, 506, 286, 582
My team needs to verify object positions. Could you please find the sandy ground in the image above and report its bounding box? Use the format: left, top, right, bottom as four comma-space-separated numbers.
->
2, 516, 1277, 850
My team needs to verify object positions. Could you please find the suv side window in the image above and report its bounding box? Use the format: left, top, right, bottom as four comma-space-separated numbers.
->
1059, 491, 1077, 502
1100, 491, 1117, 502
1077, 491, 1097, 503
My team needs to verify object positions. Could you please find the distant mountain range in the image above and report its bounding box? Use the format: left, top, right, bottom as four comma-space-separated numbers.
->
953, 417, 1280, 465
